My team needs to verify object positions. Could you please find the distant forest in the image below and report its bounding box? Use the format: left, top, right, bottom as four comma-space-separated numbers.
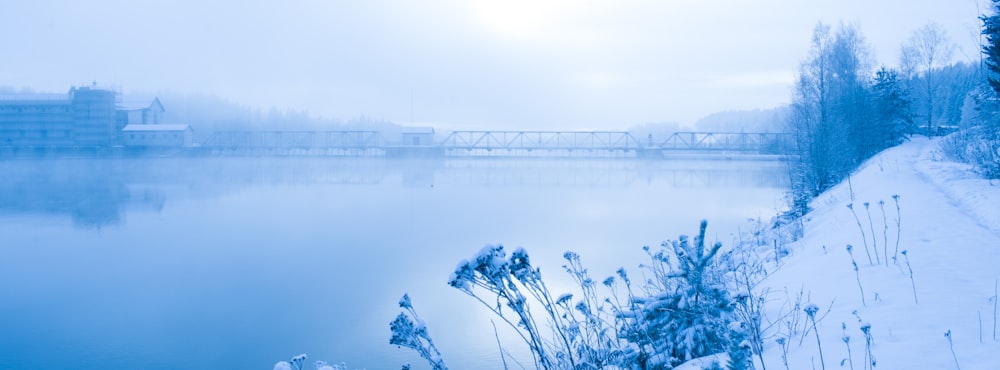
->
147, 92, 403, 142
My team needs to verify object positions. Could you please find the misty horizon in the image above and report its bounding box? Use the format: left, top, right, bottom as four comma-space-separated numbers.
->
0, 1, 979, 131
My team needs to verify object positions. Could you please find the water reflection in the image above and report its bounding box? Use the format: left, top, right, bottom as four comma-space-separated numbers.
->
0, 157, 787, 229
0, 160, 132, 227
0, 156, 788, 369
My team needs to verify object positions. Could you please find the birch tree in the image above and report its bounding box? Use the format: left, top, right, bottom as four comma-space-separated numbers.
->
901, 23, 957, 134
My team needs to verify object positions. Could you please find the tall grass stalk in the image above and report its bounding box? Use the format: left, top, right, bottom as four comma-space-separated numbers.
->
945, 330, 961, 370
489, 320, 509, 370
860, 323, 874, 370
841, 323, 855, 370
776, 337, 790, 370
805, 304, 826, 370
901, 250, 918, 304
846, 245, 867, 306
892, 195, 901, 264
847, 203, 874, 265
993, 279, 997, 341
979, 311, 984, 344
863, 202, 880, 265
878, 200, 888, 267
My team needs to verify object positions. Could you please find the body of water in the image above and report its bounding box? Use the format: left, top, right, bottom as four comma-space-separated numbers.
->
0, 156, 787, 369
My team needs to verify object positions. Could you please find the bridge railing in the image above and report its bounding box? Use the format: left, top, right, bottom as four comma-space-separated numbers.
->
658, 132, 794, 153
202, 131, 383, 149
197, 129, 794, 156
438, 131, 643, 151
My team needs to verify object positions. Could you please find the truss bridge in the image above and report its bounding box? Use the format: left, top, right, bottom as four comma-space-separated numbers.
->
198, 129, 793, 158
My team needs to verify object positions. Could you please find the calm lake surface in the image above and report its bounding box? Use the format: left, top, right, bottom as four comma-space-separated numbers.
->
0, 156, 787, 369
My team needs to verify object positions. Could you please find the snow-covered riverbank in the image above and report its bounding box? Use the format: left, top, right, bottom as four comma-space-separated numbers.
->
757, 137, 1000, 369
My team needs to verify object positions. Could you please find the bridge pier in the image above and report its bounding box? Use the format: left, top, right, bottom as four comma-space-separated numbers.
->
638, 147, 664, 159
385, 146, 445, 158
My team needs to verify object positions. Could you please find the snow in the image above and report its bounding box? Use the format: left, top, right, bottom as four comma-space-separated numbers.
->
756, 137, 1000, 369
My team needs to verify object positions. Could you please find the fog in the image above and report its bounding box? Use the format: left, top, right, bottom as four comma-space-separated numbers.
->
0, 157, 787, 369
0, 0, 979, 129
0, 1, 987, 369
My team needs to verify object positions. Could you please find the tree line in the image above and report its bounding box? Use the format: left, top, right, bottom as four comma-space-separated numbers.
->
787, 9, 1000, 215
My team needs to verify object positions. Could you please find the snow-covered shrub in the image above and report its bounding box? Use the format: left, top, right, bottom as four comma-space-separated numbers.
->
273, 355, 350, 370
445, 245, 627, 369
724, 322, 752, 370
273, 354, 307, 370
720, 218, 777, 369
941, 126, 1000, 179
559, 251, 626, 367
617, 220, 737, 368
389, 294, 447, 370
388, 221, 755, 369
446, 244, 558, 369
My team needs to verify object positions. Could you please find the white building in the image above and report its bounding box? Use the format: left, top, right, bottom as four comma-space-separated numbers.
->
122, 124, 193, 147
401, 127, 435, 146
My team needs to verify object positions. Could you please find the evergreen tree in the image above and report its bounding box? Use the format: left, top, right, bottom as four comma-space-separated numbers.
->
982, 1, 1000, 97
871, 67, 914, 151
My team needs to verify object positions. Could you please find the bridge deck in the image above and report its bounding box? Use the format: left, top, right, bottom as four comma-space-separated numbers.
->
198, 130, 793, 157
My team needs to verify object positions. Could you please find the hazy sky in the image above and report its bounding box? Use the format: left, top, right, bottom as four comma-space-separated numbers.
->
0, 0, 983, 130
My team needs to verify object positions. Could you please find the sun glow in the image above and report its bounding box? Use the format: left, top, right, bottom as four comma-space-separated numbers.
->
466, 0, 585, 41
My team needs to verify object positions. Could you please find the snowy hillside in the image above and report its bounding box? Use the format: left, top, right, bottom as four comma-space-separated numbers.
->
757, 137, 1000, 369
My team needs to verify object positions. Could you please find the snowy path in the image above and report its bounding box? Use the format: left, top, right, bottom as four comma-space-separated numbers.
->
759, 138, 1000, 370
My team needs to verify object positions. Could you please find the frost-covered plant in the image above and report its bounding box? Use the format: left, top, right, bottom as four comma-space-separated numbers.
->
840, 323, 855, 370
429, 222, 752, 370
273, 354, 308, 370
804, 303, 826, 370
878, 200, 888, 267
604, 267, 654, 367
776, 336, 790, 370
847, 203, 874, 265
390, 294, 447, 370
722, 222, 785, 369
779, 288, 808, 348
725, 322, 753, 370
945, 330, 961, 370
846, 245, 867, 306
618, 220, 736, 368
314, 361, 348, 370
446, 245, 554, 369
993, 280, 998, 341
860, 323, 874, 370
941, 123, 1000, 179
559, 251, 624, 367
447, 245, 597, 369
272, 355, 352, 370
863, 202, 880, 265
901, 250, 918, 304
891, 195, 901, 264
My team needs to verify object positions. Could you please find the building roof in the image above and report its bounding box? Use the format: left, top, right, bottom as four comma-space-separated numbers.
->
122, 124, 191, 132
0, 93, 68, 102
117, 97, 164, 111
402, 126, 435, 134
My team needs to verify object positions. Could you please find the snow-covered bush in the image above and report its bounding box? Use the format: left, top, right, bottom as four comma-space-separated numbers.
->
617, 220, 737, 368
389, 294, 447, 370
445, 244, 626, 369
390, 221, 754, 369
941, 126, 1000, 180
